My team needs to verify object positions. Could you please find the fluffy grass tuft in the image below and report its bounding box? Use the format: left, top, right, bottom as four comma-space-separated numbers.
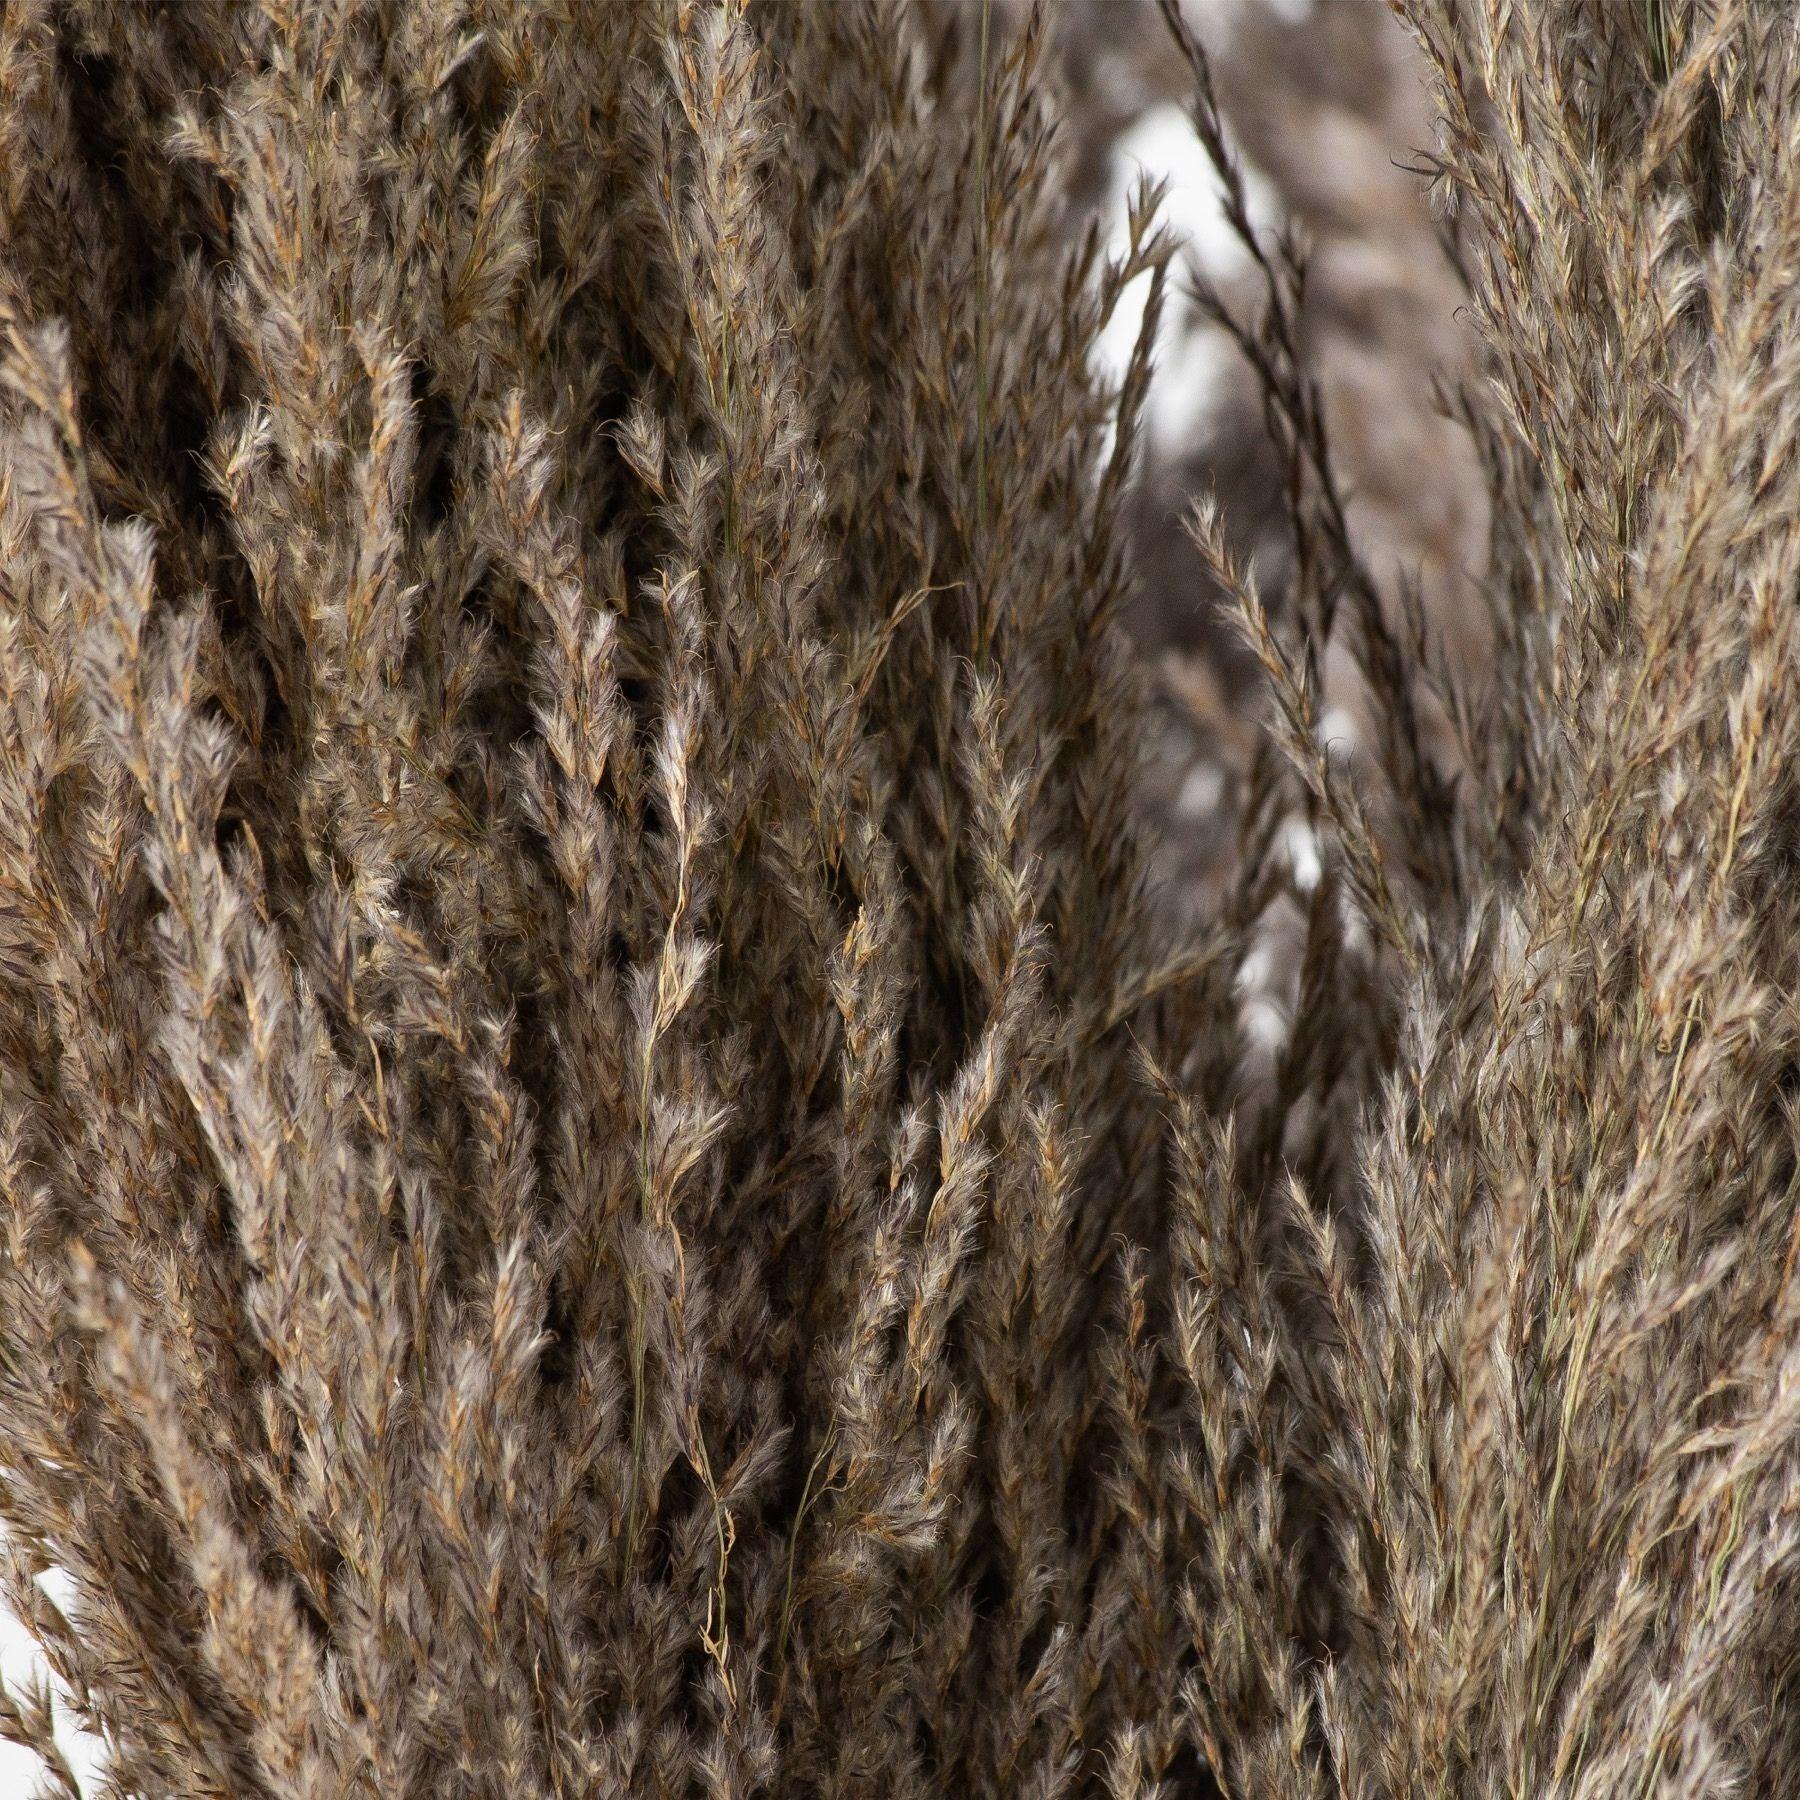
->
1, 0, 1798, 1794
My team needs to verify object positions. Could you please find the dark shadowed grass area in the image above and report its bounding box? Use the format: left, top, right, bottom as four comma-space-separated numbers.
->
2, 1, 1799, 1794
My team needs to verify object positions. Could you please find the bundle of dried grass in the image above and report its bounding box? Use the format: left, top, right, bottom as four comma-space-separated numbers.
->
0, 0, 1796, 1795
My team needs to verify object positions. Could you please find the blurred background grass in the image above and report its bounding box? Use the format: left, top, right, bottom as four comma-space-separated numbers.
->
1020, 0, 1484, 911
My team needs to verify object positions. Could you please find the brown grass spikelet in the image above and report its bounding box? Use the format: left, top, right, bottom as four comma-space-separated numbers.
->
4, 0, 1800, 1795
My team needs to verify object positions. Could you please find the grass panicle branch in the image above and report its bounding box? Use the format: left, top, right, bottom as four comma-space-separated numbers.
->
1, 0, 1799, 1795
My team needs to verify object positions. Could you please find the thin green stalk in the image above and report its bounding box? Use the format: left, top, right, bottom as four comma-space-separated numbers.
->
1647, 0, 1672, 82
